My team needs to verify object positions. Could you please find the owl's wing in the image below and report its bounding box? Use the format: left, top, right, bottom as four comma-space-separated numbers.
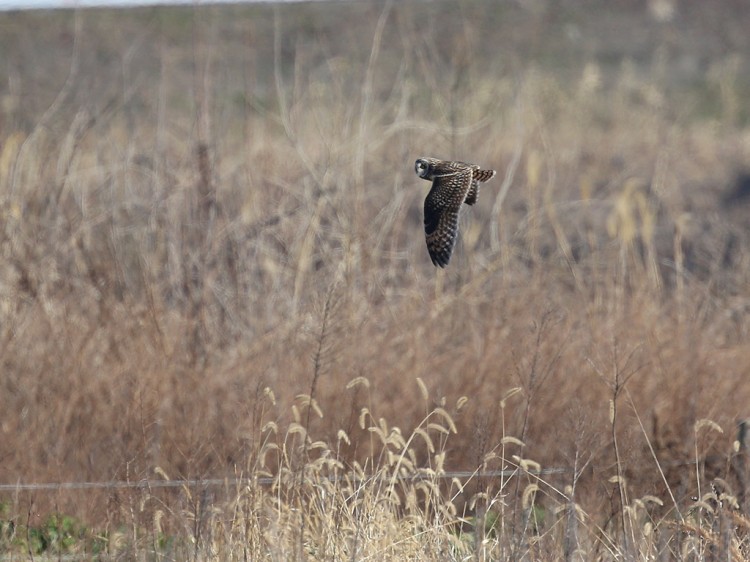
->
465, 179, 480, 206
423, 168, 473, 267
465, 168, 496, 206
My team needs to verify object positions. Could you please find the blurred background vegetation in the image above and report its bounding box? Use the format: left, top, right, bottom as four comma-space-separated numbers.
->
0, 0, 749, 557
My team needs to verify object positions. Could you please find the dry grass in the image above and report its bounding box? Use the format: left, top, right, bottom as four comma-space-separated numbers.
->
0, 0, 750, 558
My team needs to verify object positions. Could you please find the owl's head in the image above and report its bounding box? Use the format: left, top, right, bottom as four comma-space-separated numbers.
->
415, 158, 432, 179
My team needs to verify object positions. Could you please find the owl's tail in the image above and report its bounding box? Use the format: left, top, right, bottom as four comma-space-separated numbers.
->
474, 169, 496, 183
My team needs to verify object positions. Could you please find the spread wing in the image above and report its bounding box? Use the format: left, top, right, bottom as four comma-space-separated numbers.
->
423, 168, 473, 267
465, 167, 496, 206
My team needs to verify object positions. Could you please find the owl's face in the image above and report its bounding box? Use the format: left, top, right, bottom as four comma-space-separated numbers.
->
415, 158, 433, 179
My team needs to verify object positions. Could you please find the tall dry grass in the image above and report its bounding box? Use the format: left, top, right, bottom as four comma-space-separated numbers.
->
0, 0, 749, 558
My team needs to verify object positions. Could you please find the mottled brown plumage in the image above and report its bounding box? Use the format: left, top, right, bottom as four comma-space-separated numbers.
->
415, 157, 496, 267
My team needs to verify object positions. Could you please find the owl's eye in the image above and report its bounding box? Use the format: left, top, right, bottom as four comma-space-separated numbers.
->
415, 160, 428, 176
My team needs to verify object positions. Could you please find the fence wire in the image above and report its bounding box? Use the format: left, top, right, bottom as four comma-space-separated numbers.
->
0, 468, 571, 492
0, 454, 723, 493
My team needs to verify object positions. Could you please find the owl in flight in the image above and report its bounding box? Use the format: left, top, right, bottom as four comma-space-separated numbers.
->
415, 157, 496, 267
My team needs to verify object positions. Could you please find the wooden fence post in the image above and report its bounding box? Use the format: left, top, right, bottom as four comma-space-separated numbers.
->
735, 419, 750, 514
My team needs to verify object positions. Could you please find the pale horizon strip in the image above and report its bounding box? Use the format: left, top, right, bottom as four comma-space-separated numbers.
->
0, 0, 332, 13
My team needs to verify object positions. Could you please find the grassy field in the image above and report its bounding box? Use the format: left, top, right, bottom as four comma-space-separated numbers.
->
0, 0, 750, 558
